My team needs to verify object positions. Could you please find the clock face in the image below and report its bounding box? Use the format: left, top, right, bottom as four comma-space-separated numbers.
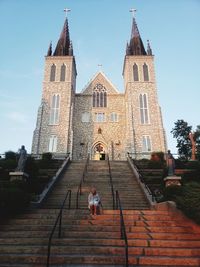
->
97, 84, 103, 90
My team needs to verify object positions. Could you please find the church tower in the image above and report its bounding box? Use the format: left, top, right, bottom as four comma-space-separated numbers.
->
123, 14, 167, 156
32, 18, 76, 155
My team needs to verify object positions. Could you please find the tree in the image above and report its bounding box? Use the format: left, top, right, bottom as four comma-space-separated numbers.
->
171, 120, 192, 159
195, 125, 200, 160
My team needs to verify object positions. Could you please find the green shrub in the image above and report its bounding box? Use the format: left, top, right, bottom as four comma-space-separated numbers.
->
148, 160, 164, 169
24, 156, 38, 178
42, 152, 52, 161
174, 159, 187, 169
5, 151, 17, 160
164, 183, 200, 224
0, 186, 30, 214
151, 151, 165, 163
163, 185, 184, 201
186, 160, 200, 169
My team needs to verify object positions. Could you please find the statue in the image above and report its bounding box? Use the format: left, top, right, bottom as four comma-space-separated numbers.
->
166, 150, 175, 176
188, 132, 196, 160
16, 145, 27, 172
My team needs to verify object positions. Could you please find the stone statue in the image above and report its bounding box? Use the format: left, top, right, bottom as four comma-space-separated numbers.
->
188, 132, 196, 160
166, 150, 175, 176
16, 145, 27, 172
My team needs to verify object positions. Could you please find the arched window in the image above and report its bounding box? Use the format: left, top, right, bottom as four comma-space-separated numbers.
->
142, 136, 152, 152
60, 64, 66, 81
49, 94, 60, 124
133, 63, 139, 81
92, 84, 107, 108
110, 112, 118, 122
143, 63, 149, 81
139, 93, 149, 124
50, 64, 56, 82
48, 135, 57, 152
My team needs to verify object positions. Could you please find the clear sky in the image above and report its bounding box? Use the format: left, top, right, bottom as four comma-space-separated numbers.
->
0, 0, 200, 154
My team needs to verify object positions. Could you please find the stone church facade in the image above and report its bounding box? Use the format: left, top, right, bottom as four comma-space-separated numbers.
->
32, 15, 167, 160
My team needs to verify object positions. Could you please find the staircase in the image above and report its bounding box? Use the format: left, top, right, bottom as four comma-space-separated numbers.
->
111, 161, 150, 209
42, 161, 86, 209
0, 159, 200, 266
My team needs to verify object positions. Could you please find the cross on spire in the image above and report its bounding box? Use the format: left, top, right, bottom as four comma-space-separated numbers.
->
129, 8, 137, 18
63, 8, 71, 18
98, 64, 103, 71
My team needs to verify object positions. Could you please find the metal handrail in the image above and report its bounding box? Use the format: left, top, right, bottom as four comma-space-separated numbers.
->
115, 190, 129, 267
76, 154, 90, 209
47, 189, 71, 267
107, 155, 115, 210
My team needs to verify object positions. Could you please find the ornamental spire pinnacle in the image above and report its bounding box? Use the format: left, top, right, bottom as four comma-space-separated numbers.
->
47, 41, 52, 56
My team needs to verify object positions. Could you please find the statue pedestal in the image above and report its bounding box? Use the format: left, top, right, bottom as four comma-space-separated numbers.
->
9, 172, 29, 182
164, 176, 182, 187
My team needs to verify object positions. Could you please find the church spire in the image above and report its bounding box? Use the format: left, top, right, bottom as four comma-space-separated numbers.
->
53, 18, 71, 56
147, 39, 153, 55
127, 10, 147, 56
47, 41, 52, 56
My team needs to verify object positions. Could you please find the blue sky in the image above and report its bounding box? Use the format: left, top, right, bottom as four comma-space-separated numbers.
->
0, 0, 200, 154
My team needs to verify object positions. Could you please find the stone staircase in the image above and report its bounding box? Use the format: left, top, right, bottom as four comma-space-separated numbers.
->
0, 159, 200, 266
0, 209, 200, 266
42, 161, 86, 209
110, 161, 150, 209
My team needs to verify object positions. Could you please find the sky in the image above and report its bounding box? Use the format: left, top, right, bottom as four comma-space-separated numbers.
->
0, 0, 200, 154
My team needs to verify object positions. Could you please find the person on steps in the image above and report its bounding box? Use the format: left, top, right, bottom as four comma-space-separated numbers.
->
88, 187, 101, 215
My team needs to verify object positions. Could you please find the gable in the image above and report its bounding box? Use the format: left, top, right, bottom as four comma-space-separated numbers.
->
81, 71, 119, 95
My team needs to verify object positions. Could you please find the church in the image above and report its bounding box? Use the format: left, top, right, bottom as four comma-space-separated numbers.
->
31, 14, 167, 160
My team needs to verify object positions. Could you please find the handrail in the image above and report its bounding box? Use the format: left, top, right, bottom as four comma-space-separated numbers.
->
115, 190, 129, 267
127, 153, 155, 202
107, 155, 115, 210
76, 154, 90, 209
47, 189, 71, 267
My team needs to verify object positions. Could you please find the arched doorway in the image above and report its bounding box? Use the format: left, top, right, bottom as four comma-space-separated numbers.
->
92, 142, 107, 160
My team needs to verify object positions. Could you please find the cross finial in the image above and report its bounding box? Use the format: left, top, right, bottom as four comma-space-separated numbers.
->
130, 8, 137, 18
98, 64, 103, 71
64, 8, 71, 18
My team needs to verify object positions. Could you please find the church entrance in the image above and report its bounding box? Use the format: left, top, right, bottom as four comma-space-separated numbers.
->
92, 142, 106, 160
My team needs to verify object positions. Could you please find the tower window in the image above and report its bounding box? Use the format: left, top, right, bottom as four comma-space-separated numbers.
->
133, 63, 139, 81
48, 135, 57, 152
110, 112, 118, 122
139, 93, 149, 124
49, 94, 60, 124
60, 64, 66, 81
142, 136, 152, 152
143, 63, 149, 81
82, 112, 90, 123
93, 84, 107, 107
50, 64, 56, 82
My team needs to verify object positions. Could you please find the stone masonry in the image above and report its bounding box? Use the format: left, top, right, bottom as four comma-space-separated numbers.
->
31, 16, 167, 160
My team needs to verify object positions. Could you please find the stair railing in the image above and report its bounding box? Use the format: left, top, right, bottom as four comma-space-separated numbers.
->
47, 189, 71, 267
115, 190, 129, 267
127, 153, 155, 202
76, 154, 90, 209
107, 155, 115, 210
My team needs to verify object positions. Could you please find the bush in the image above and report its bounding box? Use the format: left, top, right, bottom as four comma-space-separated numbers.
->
163, 183, 200, 224
163, 185, 184, 201
151, 152, 165, 163
148, 160, 164, 169
42, 152, 52, 161
0, 185, 30, 215
5, 151, 17, 160
174, 159, 187, 169
24, 156, 38, 178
